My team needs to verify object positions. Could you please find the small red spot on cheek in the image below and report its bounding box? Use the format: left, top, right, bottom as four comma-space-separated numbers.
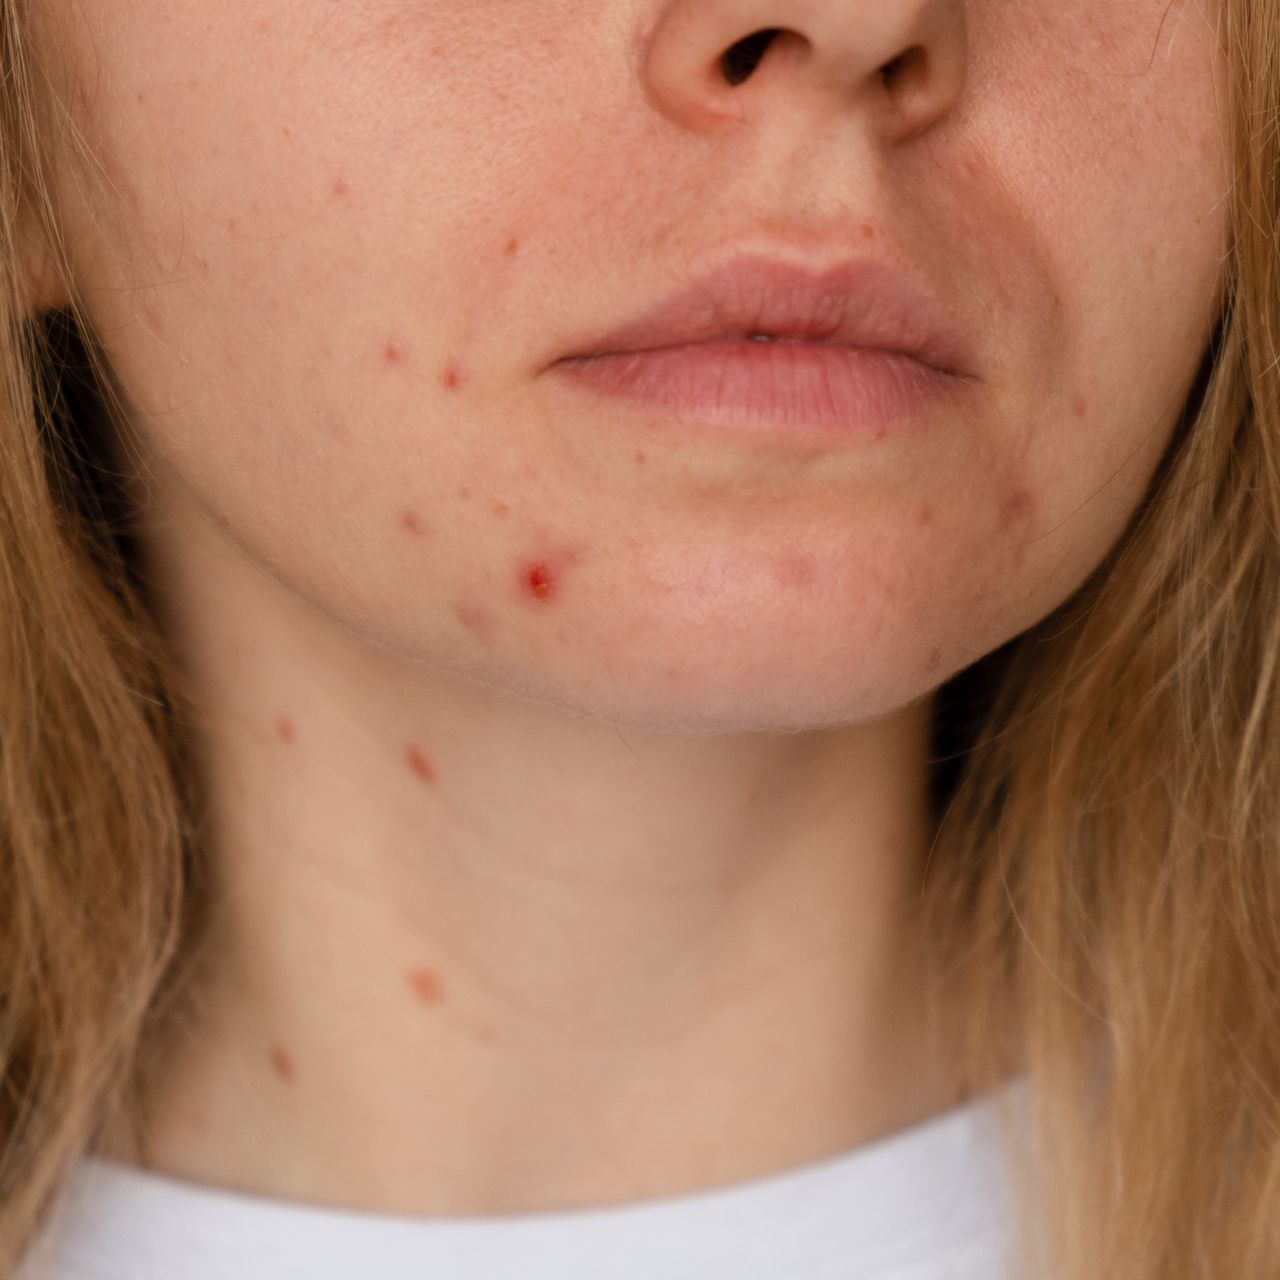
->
442, 362, 466, 391
926, 646, 943, 675
525, 562, 554, 600
274, 715, 296, 744
457, 486, 472, 501
268, 1045, 296, 1084
634, 451, 647, 465
493, 502, 510, 518
1000, 489, 1034, 528
385, 340, 408, 365
401, 510, 432, 538
407, 967, 447, 1005
331, 177, 350, 197
1071, 394, 1088, 418
916, 501, 934, 528
405, 743, 438, 784
772, 552, 817, 588
504, 236, 520, 257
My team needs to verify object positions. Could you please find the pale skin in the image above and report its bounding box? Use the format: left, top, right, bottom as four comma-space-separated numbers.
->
23, 0, 1230, 1215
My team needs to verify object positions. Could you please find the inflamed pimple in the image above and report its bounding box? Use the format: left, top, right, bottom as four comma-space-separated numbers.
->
406, 966, 447, 1005
400, 510, 432, 539
274, 715, 297, 745
504, 236, 520, 257
331, 176, 350, 198
916, 501, 935, 528
405, 742, 438, 784
268, 1045, 296, 1084
523, 562, 555, 601
384, 339, 408, 365
441, 362, 466, 391
493, 502, 510, 518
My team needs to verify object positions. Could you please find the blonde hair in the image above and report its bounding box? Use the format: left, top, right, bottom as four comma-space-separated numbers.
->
0, 2, 1276, 1278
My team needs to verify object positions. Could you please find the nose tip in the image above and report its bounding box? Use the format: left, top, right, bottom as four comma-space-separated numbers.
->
640, 0, 969, 141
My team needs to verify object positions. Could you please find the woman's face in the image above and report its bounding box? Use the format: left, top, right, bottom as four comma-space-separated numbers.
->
32, 0, 1230, 731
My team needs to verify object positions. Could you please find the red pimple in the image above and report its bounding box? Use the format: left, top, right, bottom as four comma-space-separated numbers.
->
384, 339, 408, 365
1000, 489, 1034, 527
493, 502, 510, 518
274, 715, 296, 744
860, 223, 875, 238
916, 501, 934, 528
457, 486, 472, 501
401, 510, 431, 538
407, 967, 447, 1005
331, 177, 350, 197
442, 362, 466, 391
525, 562, 554, 600
405, 742, 438, 784
633, 451, 647, 465
504, 236, 520, 257
268, 1045, 296, 1084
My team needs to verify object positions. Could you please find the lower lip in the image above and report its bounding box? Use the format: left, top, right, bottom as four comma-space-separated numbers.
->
551, 339, 972, 438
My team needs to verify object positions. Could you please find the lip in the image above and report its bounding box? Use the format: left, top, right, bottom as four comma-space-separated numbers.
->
551, 254, 976, 378
547, 253, 978, 439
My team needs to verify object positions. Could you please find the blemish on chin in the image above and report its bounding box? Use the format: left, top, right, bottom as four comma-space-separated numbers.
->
268, 1045, 296, 1084
493, 502, 510, 518
406, 967, 447, 1005
999, 488, 1034, 528
384, 339, 408, 366
331, 176, 350, 198
452, 599, 496, 641
524, 562, 555, 600
442, 362, 466, 391
400, 510, 432, 538
405, 743, 438, 784
515, 544, 585, 604
772, 552, 817, 588
504, 236, 520, 257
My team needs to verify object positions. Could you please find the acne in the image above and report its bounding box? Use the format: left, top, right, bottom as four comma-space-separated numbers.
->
926, 646, 943, 675
331, 177, 350, 198
400, 510, 432, 539
406, 967, 447, 1006
504, 236, 520, 257
457, 486, 472, 501
772, 551, 817, 589
405, 743, 438, 785
452, 599, 497, 640
916, 501, 934, 528
860, 223, 875, 239
493, 502, 510, 518
524, 563, 555, 600
634, 451, 648, 465
1071, 393, 1088, 418
515, 544, 585, 604
442, 362, 466, 391
384, 339, 409, 366
274, 715, 297, 745
999, 488, 1035, 529
268, 1045, 296, 1084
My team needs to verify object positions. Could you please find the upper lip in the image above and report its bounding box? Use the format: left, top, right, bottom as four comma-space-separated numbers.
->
554, 253, 975, 379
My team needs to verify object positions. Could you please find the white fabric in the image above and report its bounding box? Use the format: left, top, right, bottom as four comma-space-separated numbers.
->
21, 1073, 1030, 1280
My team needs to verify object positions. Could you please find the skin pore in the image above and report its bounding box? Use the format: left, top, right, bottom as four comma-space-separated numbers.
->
25, 0, 1229, 1216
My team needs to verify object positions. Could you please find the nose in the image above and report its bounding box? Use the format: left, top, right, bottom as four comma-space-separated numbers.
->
640, 0, 969, 142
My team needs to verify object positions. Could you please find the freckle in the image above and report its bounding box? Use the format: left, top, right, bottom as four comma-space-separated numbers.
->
493, 502, 510, 518
442, 362, 466, 391
331, 177, 350, 197
407, 966, 447, 1005
634, 451, 647, 465
274, 715, 296, 744
384, 339, 408, 365
916, 501, 934, 527
401, 510, 431, 538
406, 743, 438, 784
524, 561, 555, 601
457, 486, 472, 501
504, 236, 520, 257
1071, 394, 1088, 418
268, 1045, 295, 1084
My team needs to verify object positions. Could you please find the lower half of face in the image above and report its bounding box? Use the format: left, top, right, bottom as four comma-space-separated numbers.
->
38, 0, 1230, 732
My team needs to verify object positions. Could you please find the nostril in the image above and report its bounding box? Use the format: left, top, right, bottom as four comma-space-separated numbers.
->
881, 46, 923, 88
720, 29, 782, 87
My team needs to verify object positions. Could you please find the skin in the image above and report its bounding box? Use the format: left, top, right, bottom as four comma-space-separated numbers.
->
23, 0, 1229, 1216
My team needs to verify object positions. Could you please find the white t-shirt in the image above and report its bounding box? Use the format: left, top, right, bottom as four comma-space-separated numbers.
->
20, 1073, 1030, 1280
